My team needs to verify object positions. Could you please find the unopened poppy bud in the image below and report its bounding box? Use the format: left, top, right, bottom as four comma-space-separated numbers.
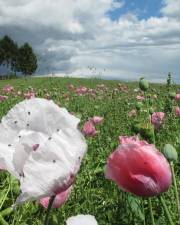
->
139, 78, 149, 91
131, 121, 141, 133
135, 102, 143, 110
169, 92, 176, 99
163, 144, 178, 162
149, 107, 154, 114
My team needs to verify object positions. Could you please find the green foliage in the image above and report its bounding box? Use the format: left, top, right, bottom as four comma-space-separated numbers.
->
0, 35, 18, 71
0, 36, 38, 76
16, 43, 37, 76
0, 77, 179, 225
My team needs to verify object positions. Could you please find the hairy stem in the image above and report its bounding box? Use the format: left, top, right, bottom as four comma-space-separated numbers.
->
44, 195, 56, 225
159, 196, 174, 225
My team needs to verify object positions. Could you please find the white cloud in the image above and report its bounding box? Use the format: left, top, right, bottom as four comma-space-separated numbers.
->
161, 0, 180, 19
0, 0, 180, 83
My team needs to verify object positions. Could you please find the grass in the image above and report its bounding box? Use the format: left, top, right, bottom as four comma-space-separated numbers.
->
0, 76, 179, 225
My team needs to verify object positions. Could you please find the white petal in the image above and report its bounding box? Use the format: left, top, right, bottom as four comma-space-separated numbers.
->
0, 98, 87, 204
0, 98, 80, 139
66, 215, 98, 225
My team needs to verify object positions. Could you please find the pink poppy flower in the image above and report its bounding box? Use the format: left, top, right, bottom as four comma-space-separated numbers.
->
82, 121, 98, 137
24, 91, 35, 99
0, 95, 8, 102
3, 85, 14, 93
175, 94, 180, 101
151, 112, 165, 129
76, 87, 88, 95
39, 185, 72, 209
136, 95, 145, 101
175, 107, 180, 116
105, 136, 172, 197
91, 116, 104, 125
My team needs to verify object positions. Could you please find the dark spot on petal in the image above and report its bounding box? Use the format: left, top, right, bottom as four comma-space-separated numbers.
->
14, 121, 18, 124
27, 124, 29, 127
19, 135, 21, 138
78, 157, 81, 160
8, 144, 11, 147
57, 129, 60, 132
28, 112, 31, 115
48, 137, 52, 140
53, 160, 56, 163
19, 172, 25, 177
32, 144, 39, 151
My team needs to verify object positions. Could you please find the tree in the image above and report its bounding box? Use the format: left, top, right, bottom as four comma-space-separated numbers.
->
0, 35, 18, 71
16, 43, 37, 76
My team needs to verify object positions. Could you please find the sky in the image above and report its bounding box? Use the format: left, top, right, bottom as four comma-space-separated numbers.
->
0, 0, 180, 83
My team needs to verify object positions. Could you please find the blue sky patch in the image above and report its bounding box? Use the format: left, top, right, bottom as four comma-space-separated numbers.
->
108, 0, 164, 20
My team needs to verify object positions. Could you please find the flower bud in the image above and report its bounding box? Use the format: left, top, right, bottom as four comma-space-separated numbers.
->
169, 92, 176, 99
135, 102, 143, 110
162, 144, 178, 162
139, 78, 149, 91
149, 107, 154, 114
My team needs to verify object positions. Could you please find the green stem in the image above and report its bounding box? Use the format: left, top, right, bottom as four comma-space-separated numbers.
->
0, 215, 9, 225
0, 207, 13, 217
142, 199, 146, 225
148, 198, 155, 225
44, 195, 56, 225
159, 196, 175, 225
170, 161, 180, 216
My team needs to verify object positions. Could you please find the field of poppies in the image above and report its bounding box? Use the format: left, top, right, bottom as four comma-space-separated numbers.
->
0, 76, 179, 225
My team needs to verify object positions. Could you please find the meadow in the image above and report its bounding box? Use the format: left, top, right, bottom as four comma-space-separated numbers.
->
0, 76, 179, 225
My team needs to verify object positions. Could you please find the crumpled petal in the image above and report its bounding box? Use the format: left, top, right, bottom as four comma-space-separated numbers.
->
66, 215, 98, 225
105, 136, 172, 197
0, 98, 87, 204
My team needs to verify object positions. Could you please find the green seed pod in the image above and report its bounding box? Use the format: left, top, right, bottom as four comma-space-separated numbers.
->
140, 125, 154, 143
139, 78, 149, 91
135, 102, 143, 110
149, 107, 154, 114
163, 144, 178, 162
131, 122, 141, 133
169, 92, 176, 99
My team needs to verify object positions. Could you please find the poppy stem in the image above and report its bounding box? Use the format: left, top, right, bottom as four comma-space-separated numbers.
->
148, 198, 155, 225
159, 196, 175, 225
44, 195, 56, 225
170, 161, 180, 216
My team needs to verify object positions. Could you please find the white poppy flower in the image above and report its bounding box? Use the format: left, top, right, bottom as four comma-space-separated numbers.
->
66, 215, 98, 225
0, 98, 87, 204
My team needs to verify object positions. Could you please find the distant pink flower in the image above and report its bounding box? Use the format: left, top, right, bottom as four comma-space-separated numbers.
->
128, 109, 137, 117
175, 94, 180, 101
175, 107, 180, 117
105, 136, 172, 197
83, 121, 98, 137
151, 112, 165, 129
76, 86, 88, 95
39, 185, 72, 209
136, 95, 145, 101
91, 116, 104, 125
3, 85, 14, 93
0, 95, 8, 102
24, 91, 35, 99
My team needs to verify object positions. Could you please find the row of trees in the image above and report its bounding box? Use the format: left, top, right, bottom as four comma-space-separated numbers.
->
0, 35, 37, 76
